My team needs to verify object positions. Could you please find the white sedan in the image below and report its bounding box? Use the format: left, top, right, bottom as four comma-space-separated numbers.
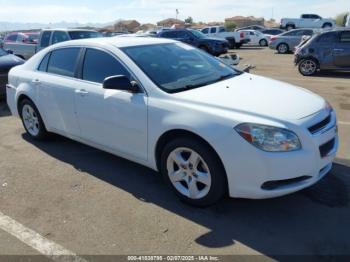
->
239, 30, 269, 46
6, 37, 338, 206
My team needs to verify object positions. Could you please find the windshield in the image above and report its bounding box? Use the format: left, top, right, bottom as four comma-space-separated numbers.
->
0, 48, 7, 57
189, 30, 207, 39
68, 31, 102, 40
122, 43, 241, 93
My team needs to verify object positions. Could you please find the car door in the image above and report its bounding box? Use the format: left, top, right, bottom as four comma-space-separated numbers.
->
74, 48, 148, 160
333, 31, 350, 67
36, 47, 82, 136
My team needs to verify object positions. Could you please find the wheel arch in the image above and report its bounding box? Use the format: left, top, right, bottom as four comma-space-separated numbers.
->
154, 129, 227, 182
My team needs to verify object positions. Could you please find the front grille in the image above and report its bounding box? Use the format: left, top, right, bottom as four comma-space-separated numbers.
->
308, 114, 331, 134
319, 138, 335, 158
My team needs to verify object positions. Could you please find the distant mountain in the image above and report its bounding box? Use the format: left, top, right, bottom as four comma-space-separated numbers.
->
0, 21, 115, 32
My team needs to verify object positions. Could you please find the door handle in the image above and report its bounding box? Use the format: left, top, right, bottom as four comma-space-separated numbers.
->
75, 89, 89, 96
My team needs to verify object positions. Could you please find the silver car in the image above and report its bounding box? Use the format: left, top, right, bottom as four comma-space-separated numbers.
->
269, 29, 315, 54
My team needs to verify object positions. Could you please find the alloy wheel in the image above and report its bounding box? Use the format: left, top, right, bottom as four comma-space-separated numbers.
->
166, 147, 212, 200
300, 60, 317, 76
22, 104, 40, 136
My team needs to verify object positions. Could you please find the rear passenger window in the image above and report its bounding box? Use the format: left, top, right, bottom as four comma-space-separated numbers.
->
47, 48, 80, 77
82, 49, 130, 83
40, 31, 52, 48
340, 32, 350, 43
38, 53, 51, 72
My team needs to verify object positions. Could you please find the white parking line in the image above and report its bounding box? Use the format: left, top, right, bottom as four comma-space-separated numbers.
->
0, 211, 86, 262
339, 121, 350, 126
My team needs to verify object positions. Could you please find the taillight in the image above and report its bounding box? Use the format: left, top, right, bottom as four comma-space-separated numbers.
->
240, 32, 244, 38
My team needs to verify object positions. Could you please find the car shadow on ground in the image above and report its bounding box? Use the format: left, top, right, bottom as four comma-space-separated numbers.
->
22, 133, 350, 259
0, 100, 11, 117
311, 71, 350, 80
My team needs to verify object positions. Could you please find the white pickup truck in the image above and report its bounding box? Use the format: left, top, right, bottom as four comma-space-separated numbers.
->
280, 14, 335, 31
200, 26, 250, 49
4, 29, 101, 60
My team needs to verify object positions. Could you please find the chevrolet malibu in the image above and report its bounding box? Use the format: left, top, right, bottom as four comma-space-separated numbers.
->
6, 37, 339, 206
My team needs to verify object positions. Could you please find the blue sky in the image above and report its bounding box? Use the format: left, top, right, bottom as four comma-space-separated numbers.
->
0, 0, 348, 23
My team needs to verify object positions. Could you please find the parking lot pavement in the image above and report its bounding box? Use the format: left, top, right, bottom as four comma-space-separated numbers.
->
0, 47, 350, 259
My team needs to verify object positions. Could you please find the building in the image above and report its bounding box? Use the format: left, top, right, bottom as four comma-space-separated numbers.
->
111, 20, 141, 33
157, 18, 185, 28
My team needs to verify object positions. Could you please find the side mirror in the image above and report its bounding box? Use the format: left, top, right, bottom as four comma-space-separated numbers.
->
103, 75, 141, 93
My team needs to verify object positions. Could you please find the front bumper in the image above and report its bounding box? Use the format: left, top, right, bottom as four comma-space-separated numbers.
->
215, 109, 338, 199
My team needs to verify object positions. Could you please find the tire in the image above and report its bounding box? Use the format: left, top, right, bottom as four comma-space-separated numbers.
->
277, 43, 289, 54
227, 39, 236, 49
160, 137, 227, 207
322, 23, 332, 29
259, 39, 268, 47
19, 98, 48, 140
286, 25, 295, 31
298, 58, 318, 76
199, 45, 209, 53
235, 43, 242, 49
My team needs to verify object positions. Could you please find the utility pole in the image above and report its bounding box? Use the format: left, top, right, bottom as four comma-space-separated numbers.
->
176, 9, 179, 20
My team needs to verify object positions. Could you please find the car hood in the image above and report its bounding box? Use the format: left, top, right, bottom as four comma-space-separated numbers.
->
173, 73, 325, 120
0, 54, 24, 72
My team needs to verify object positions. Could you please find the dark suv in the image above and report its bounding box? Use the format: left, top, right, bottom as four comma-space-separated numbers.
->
295, 29, 350, 76
158, 29, 229, 56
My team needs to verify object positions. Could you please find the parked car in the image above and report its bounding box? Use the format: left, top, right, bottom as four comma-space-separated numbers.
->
7, 37, 338, 206
158, 29, 229, 56
0, 48, 24, 98
4, 29, 102, 60
236, 25, 266, 31
238, 30, 269, 46
295, 29, 350, 76
269, 28, 315, 54
200, 26, 250, 49
261, 28, 285, 36
3, 32, 40, 59
280, 14, 335, 31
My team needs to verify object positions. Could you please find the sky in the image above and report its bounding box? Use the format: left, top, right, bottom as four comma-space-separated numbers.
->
0, 0, 348, 24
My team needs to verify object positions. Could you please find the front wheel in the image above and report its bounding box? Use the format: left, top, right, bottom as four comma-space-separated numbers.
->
160, 138, 227, 207
19, 99, 48, 140
259, 39, 268, 47
298, 59, 318, 76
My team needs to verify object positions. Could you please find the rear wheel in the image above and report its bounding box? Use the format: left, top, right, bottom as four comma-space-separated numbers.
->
286, 25, 295, 31
160, 137, 227, 207
298, 59, 318, 76
277, 43, 289, 54
259, 39, 268, 47
235, 43, 242, 49
19, 99, 48, 140
322, 23, 332, 29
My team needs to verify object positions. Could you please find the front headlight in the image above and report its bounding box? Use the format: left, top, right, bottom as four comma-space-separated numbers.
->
235, 123, 301, 152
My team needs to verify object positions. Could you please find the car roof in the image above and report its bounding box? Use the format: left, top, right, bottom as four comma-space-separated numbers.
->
51, 36, 177, 49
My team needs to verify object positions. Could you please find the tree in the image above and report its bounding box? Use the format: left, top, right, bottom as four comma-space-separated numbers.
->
335, 12, 349, 26
225, 21, 237, 31
185, 16, 194, 24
